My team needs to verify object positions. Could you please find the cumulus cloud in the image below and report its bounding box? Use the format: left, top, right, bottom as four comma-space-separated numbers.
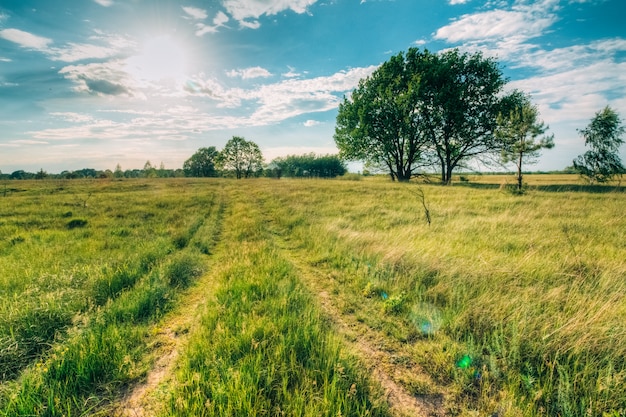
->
59, 61, 137, 96
303, 120, 321, 127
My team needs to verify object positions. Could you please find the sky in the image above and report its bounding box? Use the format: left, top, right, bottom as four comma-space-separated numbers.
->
0, 0, 625, 174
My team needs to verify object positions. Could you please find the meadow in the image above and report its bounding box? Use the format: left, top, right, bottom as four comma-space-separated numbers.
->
0, 175, 624, 416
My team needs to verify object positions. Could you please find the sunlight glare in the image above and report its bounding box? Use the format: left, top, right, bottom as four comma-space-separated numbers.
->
127, 35, 187, 82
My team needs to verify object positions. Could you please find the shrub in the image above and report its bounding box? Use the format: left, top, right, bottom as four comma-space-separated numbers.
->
66, 219, 88, 229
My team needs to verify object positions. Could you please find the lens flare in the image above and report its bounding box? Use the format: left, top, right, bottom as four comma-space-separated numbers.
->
408, 302, 442, 336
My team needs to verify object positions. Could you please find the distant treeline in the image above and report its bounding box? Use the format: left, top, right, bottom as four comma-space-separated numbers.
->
1, 154, 348, 180
266, 154, 346, 178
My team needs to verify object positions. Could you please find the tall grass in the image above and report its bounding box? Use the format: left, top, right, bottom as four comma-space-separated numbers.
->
253, 178, 626, 416
164, 187, 389, 417
0, 179, 224, 415
2, 177, 624, 416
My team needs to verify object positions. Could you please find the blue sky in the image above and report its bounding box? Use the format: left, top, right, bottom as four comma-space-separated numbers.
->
1, 0, 624, 173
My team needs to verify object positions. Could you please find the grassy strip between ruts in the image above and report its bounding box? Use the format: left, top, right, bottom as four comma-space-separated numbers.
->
162, 186, 390, 417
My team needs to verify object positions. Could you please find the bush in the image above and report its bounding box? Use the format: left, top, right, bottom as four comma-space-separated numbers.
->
66, 219, 88, 229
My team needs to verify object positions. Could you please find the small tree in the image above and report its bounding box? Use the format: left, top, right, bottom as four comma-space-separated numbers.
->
220, 136, 263, 179
113, 163, 124, 178
143, 161, 157, 178
573, 106, 625, 183
183, 147, 220, 177
497, 93, 554, 191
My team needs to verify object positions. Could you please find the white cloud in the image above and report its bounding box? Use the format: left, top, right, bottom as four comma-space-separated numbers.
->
0, 28, 52, 50
10, 140, 49, 145
508, 60, 626, 123
222, 0, 318, 27
93, 0, 113, 6
245, 65, 378, 124
434, 6, 557, 44
516, 38, 626, 72
194, 11, 230, 36
182, 6, 208, 20
59, 61, 138, 97
184, 65, 377, 126
304, 120, 321, 127
282, 66, 301, 78
449, 0, 470, 4
50, 112, 96, 123
227, 66, 273, 79
0, 28, 133, 62
238, 19, 261, 30
50, 42, 119, 62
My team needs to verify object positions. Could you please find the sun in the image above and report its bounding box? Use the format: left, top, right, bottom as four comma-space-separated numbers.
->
127, 35, 187, 82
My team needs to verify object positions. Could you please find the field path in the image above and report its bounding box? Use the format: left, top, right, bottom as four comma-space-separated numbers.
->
268, 233, 450, 417
114, 278, 214, 417
113, 194, 226, 417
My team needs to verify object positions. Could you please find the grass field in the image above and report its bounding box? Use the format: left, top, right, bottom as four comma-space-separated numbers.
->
0, 175, 624, 416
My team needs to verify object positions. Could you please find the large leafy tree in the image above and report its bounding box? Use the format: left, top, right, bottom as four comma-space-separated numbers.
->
573, 106, 625, 183
335, 48, 518, 183
497, 93, 554, 191
335, 51, 427, 181
415, 49, 519, 184
220, 136, 264, 179
183, 147, 220, 177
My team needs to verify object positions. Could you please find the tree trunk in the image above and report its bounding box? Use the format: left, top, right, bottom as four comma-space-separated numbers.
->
517, 152, 523, 191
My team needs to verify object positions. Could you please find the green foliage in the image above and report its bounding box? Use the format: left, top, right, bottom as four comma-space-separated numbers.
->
573, 106, 625, 183
335, 48, 517, 183
220, 136, 264, 179
335, 50, 426, 182
270, 153, 347, 178
183, 146, 220, 177
497, 92, 554, 191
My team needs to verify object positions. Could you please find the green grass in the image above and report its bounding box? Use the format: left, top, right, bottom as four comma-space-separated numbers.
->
254, 178, 626, 416
1, 176, 625, 416
164, 193, 388, 416
0, 179, 223, 415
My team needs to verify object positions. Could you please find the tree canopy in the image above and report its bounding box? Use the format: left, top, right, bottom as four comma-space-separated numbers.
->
220, 136, 264, 179
270, 154, 346, 178
497, 92, 554, 191
183, 147, 220, 177
573, 106, 625, 183
335, 48, 521, 183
